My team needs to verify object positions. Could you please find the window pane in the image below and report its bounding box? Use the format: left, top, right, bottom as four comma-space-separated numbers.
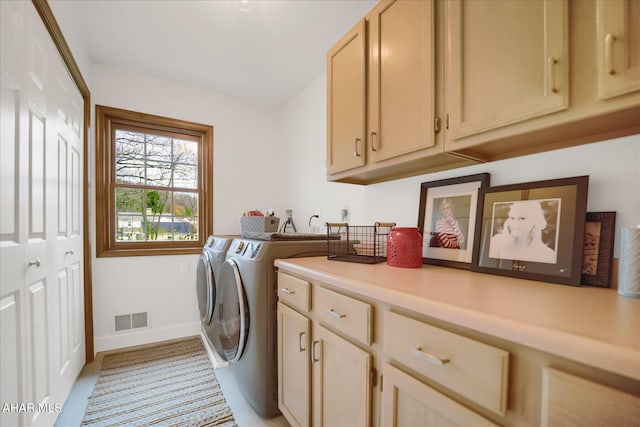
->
116, 166, 145, 184
174, 191, 199, 241
145, 189, 172, 240
146, 134, 172, 163
115, 188, 144, 241
173, 163, 198, 189
115, 130, 145, 184
174, 139, 198, 165
146, 160, 173, 187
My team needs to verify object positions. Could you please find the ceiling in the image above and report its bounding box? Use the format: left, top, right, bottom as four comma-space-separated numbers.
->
50, 0, 378, 106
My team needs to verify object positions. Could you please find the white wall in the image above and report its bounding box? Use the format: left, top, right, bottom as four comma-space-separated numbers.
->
91, 66, 639, 353
283, 73, 640, 253
50, 3, 640, 354
90, 65, 290, 351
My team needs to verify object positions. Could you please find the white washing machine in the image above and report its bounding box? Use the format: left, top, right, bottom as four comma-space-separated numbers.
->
215, 236, 326, 418
196, 235, 234, 363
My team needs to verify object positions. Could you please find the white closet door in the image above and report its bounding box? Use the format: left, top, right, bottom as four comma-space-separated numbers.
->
0, 1, 85, 425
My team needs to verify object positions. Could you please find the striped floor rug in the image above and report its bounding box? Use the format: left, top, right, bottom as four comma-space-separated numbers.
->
81, 337, 236, 427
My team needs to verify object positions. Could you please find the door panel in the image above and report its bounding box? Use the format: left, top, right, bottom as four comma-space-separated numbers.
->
596, 0, 640, 99
57, 136, 68, 236
447, 0, 568, 140
327, 20, 367, 174
277, 302, 311, 427
28, 280, 52, 425
29, 108, 46, 238
0, 294, 23, 426
370, 0, 435, 162
58, 268, 70, 373
0, 2, 86, 424
314, 325, 371, 427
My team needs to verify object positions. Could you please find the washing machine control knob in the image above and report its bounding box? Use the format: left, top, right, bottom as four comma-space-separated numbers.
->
249, 243, 261, 258
235, 241, 245, 253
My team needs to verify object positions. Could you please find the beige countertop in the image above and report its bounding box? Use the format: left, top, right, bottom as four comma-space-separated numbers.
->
274, 256, 640, 382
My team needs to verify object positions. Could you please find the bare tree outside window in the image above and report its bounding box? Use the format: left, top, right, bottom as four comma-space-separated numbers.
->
114, 129, 199, 242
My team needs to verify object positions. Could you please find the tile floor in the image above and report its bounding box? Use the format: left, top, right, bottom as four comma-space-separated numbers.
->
55, 335, 290, 427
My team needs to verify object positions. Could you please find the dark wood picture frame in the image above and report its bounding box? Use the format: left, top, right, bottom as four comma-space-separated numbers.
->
582, 211, 616, 287
472, 176, 589, 286
418, 173, 490, 269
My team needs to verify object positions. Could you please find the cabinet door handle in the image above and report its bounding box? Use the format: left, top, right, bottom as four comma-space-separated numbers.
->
547, 57, 558, 94
28, 258, 41, 268
281, 287, 294, 295
354, 138, 361, 157
65, 249, 74, 256
311, 340, 320, 363
371, 132, 377, 152
605, 33, 616, 75
298, 332, 306, 352
325, 308, 346, 319
411, 347, 450, 366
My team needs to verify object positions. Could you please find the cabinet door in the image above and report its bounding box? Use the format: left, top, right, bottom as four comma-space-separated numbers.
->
368, 0, 436, 162
277, 303, 311, 427
381, 364, 498, 427
327, 19, 366, 174
446, 0, 568, 142
596, 0, 640, 99
541, 367, 640, 427
313, 325, 372, 427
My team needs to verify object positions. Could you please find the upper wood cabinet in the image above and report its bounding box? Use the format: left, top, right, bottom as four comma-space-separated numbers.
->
367, 0, 435, 162
327, 0, 477, 184
596, 0, 640, 100
446, 0, 569, 141
327, 20, 367, 175
445, 0, 640, 161
327, 0, 639, 184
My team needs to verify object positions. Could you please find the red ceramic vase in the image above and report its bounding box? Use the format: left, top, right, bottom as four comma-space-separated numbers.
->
387, 227, 423, 268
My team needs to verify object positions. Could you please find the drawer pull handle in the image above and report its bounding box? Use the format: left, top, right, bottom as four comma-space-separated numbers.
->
547, 57, 558, 94
299, 332, 306, 352
311, 340, 320, 363
28, 258, 41, 268
281, 287, 295, 295
411, 347, 450, 366
605, 33, 616, 75
326, 308, 346, 319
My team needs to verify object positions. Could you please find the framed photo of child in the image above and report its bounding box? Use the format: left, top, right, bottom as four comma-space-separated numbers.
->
472, 176, 589, 286
417, 173, 490, 269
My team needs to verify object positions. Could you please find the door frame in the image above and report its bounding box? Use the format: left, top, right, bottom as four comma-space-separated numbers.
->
32, 0, 94, 363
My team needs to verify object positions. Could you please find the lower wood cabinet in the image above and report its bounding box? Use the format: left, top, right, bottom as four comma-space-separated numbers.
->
381, 363, 497, 427
276, 270, 639, 427
541, 367, 640, 426
312, 325, 372, 427
277, 302, 311, 427
277, 282, 374, 427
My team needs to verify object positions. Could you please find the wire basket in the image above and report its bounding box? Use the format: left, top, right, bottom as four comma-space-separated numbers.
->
326, 222, 396, 264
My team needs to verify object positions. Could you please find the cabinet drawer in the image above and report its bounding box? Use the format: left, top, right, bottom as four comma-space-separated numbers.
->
277, 272, 311, 313
384, 310, 509, 415
315, 286, 372, 345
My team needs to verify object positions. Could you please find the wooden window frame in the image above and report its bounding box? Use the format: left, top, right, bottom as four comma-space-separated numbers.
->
96, 105, 213, 257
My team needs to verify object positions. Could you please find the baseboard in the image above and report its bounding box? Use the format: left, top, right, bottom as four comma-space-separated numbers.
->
93, 321, 200, 353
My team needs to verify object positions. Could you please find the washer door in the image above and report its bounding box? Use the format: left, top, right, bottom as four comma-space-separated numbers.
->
216, 258, 249, 362
196, 251, 214, 325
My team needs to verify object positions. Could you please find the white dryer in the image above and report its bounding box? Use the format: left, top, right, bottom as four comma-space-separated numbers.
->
215, 236, 326, 418
196, 235, 234, 361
